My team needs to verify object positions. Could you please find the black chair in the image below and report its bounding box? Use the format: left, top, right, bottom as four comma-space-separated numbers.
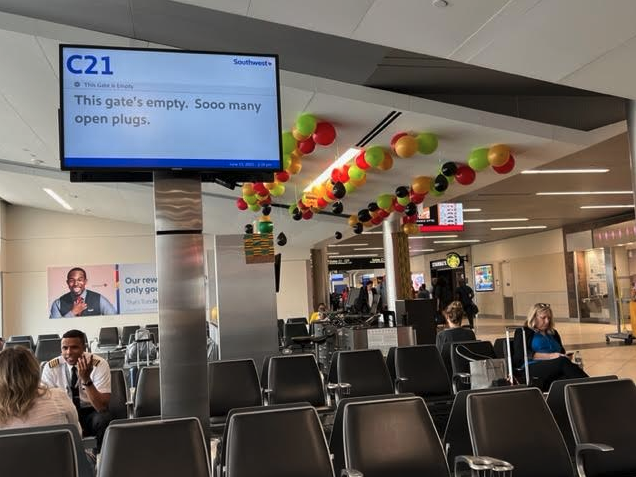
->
0, 428, 77, 476
146, 325, 159, 344
391, 345, 454, 435
35, 338, 62, 362
566, 378, 635, 476
284, 322, 310, 352
98, 327, 120, 348
329, 393, 414, 476
341, 396, 451, 476
98, 417, 210, 477
440, 340, 479, 382
5, 339, 33, 350
121, 325, 140, 346
467, 387, 572, 477
264, 354, 329, 411
224, 405, 334, 477
0, 424, 93, 477
329, 349, 394, 403
493, 337, 514, 359
8, 334, 35, 350
287, 317, 308, 325
110, 368, 130, 420
37, 333, 60, 341
546, 375, 617, 459
450, 340, 496, 391
208, 359, 263, 434
133, 366, 160, 418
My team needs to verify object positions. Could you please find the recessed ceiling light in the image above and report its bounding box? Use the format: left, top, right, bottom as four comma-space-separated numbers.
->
580, 205, 633, 209
433, 239, 480, 243
43, 188, 73, 211
303, 148, 360, 193
410, 249, 435, 252
537, 191, 631, 196
361, 231, 383, 235
463, 208, 482, 212
491, 226, 547, 230
353, 247, 384, 251
465, 218, 528, 223
414, 235, 459, 239
328, 243, 368, 247
522, 169, 609, 174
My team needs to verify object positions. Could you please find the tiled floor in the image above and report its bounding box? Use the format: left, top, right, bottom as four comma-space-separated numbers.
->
475, 317, 636, 380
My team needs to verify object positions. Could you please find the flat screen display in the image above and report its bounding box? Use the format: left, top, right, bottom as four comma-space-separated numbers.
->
417, 203, 464, 232
59, 45, 281, 171
474, 264, 494, 292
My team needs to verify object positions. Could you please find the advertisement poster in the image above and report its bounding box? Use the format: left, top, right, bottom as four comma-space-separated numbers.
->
48, 263, 157, 318
474, 264, 494, 292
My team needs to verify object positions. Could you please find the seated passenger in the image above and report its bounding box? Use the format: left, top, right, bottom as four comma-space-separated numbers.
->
41, 329, 112, 452
435, 301, 476, 352
0, 347, 81, 435
309, 303, 327, 323
513, 303, 587, 391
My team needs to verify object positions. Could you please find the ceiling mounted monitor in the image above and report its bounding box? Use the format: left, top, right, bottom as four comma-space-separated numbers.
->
417, 203, 464, 232
59, 45, 282, 175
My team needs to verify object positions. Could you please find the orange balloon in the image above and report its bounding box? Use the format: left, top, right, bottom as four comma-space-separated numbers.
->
348, 215, 359, 227
290, 149, 304, 161
292, 127, 309, 141
394, 135, 418, 158
350, 175, 367, 188
242, 183, 255, 196
289, 159, 302, 175
488, 144, 511, 167
403, 223, 419, 235
411, 176, 432, 195
377, 151, 394, 171
264, 182, 277, 190
259, 215, 271, 222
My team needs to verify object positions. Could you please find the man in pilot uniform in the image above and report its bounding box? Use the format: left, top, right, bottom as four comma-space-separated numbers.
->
41, 329, 112, 452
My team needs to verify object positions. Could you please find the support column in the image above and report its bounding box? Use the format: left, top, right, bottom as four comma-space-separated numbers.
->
604, 247, 619, 326
626, 100, 636, 213
311, 247, 329, 310
154, 172, 208, 438
383, 213, 412, 312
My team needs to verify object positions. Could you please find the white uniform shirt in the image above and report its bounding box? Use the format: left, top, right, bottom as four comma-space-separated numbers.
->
41, 353, 111, 408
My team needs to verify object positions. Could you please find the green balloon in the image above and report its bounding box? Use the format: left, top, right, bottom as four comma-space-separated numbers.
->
282, 154, 292, 171
397, 195, 410, 206
282, 131, 296, 155
365, 146, 384, 168
270, 184, 285, 197
249, 203, 261, 211
417, 132, 438, 155
429, 185, 444, 197
344, 181, 356, 194
377, 194, 393, 210
468, 148, 489, 171
258, 221, 274, 234
288, 203, 298, 215
244, 194, 258, 205
296, 113, 317, 136
348, 164, 365, 181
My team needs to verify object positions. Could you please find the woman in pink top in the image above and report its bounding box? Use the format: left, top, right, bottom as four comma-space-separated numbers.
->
0, 346, 80, 434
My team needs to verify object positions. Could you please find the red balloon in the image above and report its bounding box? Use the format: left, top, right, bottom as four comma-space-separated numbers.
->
313, 122, 336, 146
331, 168, 341, 182
493, 154, 515, 174
302, 210, 314, 220
326, 188, 336, 201
455, 165, 476, 185
317, 197, 328, 208
236, 198, 248, 210
355, 151, 371, 170
378, 209, 390, 218
371, 216, 383, 225
405, 214, 418, 224
253, 182, 268, 195
339, 164, 350, 183
410, 191, 426, 204
390, 132, 408, 148
297, 199, 308, 211
275, 171, 290, 183
298, 137, 316, 154
258, 196, 271, 205
394, 202, 405, 213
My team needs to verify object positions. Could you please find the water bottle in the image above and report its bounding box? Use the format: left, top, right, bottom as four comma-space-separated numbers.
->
377, 314, 385, 327
574, 351, 584, 369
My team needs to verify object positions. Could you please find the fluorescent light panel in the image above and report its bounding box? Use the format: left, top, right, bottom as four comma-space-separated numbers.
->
433, 239, 480, 243
463, 208, 482, 212
328, 243, 368, 247
410, 249, 435, 252
491, 226, 547, 230
43, 188, 73, 210
330, 254, 378, 258
580, 205, 633, 209
361, 231, 383, 234
465, 218, 528, 223
410, 234, 458, 239
303, 147, 360, 192
537, 191, 631, 196
353, 247, 384, 251
522, 169, 608, 174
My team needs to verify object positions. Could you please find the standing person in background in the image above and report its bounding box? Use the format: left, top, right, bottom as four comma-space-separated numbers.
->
341, 286, 349, 310
456, 279, 476, 329
417, 283, 431, 299
50, 267, 117, 318
433, 276, 453, 324
355, 281, 377, 314
376, 276, 387, 311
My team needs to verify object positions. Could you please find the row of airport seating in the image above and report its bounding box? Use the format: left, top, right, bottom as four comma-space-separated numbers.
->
3, 377, 634, 476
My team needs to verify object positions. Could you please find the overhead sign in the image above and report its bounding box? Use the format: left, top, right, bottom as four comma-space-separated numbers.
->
328, 256, 385, 271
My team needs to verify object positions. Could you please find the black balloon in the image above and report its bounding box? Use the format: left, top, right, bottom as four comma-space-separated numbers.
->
335, 231, 342, 240
332, 182, 346, 199
441, 161, 458, 177
357, 209, 372, 223
368, 202, 379, 212
395, 186, 409, 198
244, 224, 254, 234
405, 202, 417, 216
292, 211, 302, 221
332, 201, 344, 215
262, 204, 272, 216
276, 232, 287, 246
434, 174, 449, 192
353, 223, 363, 234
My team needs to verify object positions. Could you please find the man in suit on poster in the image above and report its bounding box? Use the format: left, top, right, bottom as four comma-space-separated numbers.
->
50, 267, 117, 318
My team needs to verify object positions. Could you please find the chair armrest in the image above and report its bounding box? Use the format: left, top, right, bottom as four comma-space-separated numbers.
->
395, 377, 408, 392
454, 455, 514, 475
262, 388, 273, 405
341, 469, 363, 477
575, 443, 614, 477
452, 373, 471, 393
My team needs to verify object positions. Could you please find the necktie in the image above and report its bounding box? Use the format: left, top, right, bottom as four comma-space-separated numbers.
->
70, 366, 81, 409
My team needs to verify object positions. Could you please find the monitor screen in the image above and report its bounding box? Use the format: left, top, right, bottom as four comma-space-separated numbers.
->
417, 203, 464, 232
59, 45, 282, 172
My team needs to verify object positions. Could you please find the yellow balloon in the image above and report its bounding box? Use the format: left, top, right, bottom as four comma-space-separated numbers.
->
350, 175, 367, 188
289, 158, 302, 175
292, 127, 309, 142
259, 215, 271, 222
290, 149, 303, 161
264, 182, 276, 190
242, 183, 254, 196
488, 144, 511, 167
377, 151, 394, 171
411, 176, 432, 195
394, 135, 418, 158
403, 223, 419, 235
348, 215, 359, 227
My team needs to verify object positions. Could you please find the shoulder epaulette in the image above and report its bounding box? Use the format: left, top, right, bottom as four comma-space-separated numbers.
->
91, 356, 100, 367
47, 357, 60, 368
